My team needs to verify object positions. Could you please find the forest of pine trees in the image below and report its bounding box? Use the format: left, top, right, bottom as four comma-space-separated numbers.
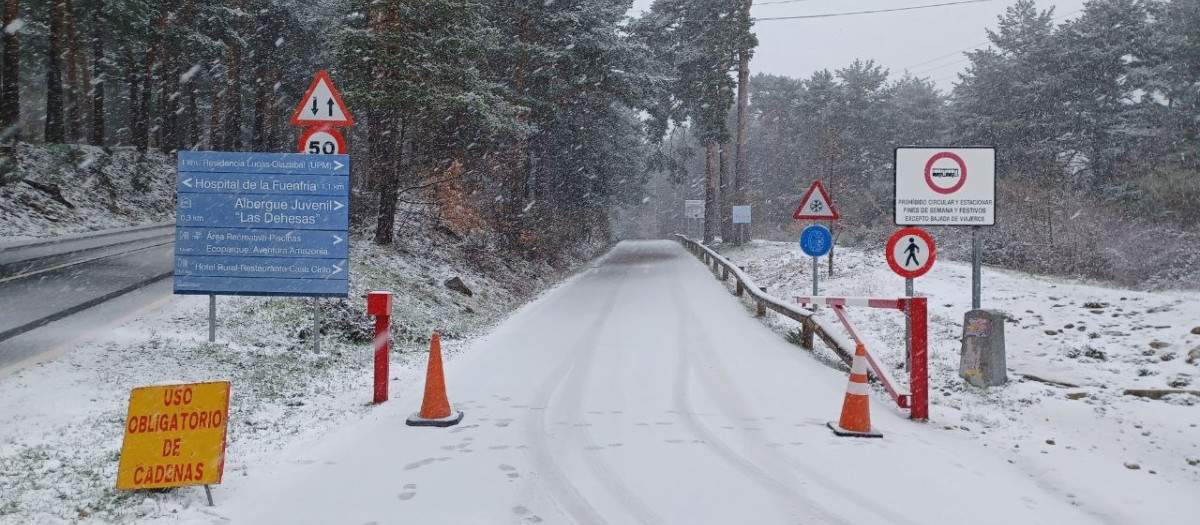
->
642, 0, 1199, 285
0, 0, 1197, 280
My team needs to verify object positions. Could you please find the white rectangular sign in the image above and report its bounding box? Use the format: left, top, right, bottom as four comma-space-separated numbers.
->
894, 147, 995, 226
732, 205, 751, 224
684, 200, 705, 219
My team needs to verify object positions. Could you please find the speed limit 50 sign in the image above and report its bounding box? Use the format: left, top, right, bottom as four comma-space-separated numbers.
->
299, 126, 347, 155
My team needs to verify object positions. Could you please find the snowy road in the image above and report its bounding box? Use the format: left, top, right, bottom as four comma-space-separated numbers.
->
198, 241, 1105, 525
0, 228, 174, 370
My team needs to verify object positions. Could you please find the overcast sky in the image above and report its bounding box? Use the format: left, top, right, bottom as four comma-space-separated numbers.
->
627, 0, 1089, 93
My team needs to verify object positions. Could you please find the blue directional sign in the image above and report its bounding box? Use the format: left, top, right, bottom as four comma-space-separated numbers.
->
175, 228, 348, 259
799, 225, 833, 257
174, 151, 350, 298
177, 151, 349, 175
178, 173, 348, 196
176, 193, 348, 230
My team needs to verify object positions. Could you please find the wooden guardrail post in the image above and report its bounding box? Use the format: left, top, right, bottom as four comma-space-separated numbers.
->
801, 320, 814, 349
721, 267, 729, 281
756, 299, 766, 317
735, 280, 744, 296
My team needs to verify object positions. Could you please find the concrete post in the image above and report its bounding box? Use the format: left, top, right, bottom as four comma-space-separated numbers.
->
960, 309, 1007, 387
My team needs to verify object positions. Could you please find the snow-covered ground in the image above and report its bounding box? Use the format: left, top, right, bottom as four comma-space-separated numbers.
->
2, 236, 1197, 524
714, 239, 1200, 517
0, 226, 607, 524
0, 144, 176, 244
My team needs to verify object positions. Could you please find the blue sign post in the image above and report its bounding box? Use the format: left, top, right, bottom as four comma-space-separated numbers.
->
799, 224, 833, 300
174, 151, 350, 298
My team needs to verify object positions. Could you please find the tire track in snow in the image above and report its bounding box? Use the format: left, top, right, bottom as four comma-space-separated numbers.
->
670, 255, 921, 525
553, 275, 670, 525
667, 279, 851, 525
522, 249, 666, 525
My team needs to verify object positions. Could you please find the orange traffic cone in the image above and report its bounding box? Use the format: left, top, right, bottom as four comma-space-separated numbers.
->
828, 344, 883, 438
406, 333, 464, 427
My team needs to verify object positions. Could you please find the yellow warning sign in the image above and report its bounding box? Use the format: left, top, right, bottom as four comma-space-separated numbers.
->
116, 381, 230, 490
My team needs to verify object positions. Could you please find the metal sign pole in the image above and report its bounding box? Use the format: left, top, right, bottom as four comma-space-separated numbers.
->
812, 256, 819, 296
972, 226, 982, 309
905, 277, 913, 372
312, 297, 321, 353
204, 484, 215, 506
208, 295, 216, 343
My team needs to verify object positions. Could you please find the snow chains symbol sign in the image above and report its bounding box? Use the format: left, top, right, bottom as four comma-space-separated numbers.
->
799, 225, 832, 258
886, 227, 936, 279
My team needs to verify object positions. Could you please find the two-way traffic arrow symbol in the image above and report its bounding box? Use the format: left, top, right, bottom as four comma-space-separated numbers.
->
327, 99, 335, 117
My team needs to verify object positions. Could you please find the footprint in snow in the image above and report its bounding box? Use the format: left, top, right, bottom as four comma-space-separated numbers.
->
397, 484, 417, 501
403, 458, 437, 470
512, 506, 544, 522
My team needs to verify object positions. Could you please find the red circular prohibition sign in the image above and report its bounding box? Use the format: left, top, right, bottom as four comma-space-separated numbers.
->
298, 125, 347, 155
886, 227, 936, 279
923, 151, 968, 195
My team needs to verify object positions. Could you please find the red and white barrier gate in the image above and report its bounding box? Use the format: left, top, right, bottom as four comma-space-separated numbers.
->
795, 296, 928, 421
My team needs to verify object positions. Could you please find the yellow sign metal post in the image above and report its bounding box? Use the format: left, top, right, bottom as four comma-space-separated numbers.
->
117, 381, 231, 503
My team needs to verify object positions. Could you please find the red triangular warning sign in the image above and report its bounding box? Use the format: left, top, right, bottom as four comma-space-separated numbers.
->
793, 180, 839, 220
291, 70, 355, 127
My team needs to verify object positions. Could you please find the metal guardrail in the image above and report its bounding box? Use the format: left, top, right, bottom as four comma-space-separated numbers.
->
673, 234, 856, 366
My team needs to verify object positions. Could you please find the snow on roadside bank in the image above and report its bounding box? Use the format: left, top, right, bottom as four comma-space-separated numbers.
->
711, 239, 1200, 522
0, 144, 175, 244
0, 229, 608, 524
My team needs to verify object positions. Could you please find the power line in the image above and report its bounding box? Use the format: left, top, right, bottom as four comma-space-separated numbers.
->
755, 0, 826, 6
754, 0, 1000, 21
902, 8, 1084, 78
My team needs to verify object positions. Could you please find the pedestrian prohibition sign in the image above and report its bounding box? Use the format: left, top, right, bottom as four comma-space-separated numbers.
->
886, 227, 935, 279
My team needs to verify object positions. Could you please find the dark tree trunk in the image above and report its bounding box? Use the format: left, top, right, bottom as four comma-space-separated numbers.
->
703, 140, 718, 243
64, 0, 82, 142
224, 41, 243, 151
134, 51, 154, 149
719, 139, 732, 243
251, 66, 268, 150
45, 0, 66, 143
0, 0, 20, 138
186, 79, 198, 149
89, 0, 104, 145
208, 83, 222, 150
127, 55, 144, 147
734, 43, 750, 244
159, 50, 180, 151
373, 116, 401, 245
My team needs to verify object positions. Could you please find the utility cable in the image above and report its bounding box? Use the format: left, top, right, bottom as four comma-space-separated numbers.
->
754, 0, 1000, 21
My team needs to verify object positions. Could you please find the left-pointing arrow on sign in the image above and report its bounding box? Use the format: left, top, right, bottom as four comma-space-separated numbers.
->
182, 178, 193, 188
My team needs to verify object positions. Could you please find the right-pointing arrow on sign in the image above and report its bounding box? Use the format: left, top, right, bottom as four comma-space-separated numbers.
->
332, 234, 344, 245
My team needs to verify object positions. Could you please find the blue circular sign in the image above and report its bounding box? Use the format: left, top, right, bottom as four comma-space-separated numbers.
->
799, 225, 833, 257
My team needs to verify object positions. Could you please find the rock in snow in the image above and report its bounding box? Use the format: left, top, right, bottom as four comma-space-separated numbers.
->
444, 276, 474, 297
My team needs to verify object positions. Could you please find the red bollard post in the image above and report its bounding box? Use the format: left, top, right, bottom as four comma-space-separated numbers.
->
907, 297, 929, 421
367, 291, 393, 404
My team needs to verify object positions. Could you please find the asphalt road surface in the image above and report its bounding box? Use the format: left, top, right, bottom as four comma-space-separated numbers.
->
0, 226, 174, 370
